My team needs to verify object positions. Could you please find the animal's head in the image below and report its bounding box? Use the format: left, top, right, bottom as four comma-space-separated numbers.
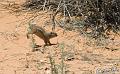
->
49, 32, 58, 38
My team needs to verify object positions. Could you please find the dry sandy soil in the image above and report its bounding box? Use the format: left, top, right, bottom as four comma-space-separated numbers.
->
0, 0, 120, 74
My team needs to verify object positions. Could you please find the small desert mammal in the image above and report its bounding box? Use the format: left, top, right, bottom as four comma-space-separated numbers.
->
27, 24, 57, 46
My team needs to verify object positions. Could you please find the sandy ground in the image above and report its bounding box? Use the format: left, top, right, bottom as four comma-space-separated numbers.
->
0, 0, 120, 74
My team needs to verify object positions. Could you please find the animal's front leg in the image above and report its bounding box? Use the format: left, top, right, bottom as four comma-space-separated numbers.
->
47, 40, 52, 45
44, 39, 51, 46
26, 33, 30, 39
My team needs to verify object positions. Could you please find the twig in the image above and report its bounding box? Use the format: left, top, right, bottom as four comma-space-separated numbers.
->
43, 0, 47, 11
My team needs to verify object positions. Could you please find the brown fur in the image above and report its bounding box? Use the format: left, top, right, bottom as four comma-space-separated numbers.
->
27, 25, 57, 45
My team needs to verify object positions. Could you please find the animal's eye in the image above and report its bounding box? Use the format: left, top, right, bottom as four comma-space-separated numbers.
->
51, 32, 53, 34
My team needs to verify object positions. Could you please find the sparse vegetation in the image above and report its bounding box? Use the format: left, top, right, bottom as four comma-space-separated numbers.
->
22, 0, 120, 38
48, 43, 67, 74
